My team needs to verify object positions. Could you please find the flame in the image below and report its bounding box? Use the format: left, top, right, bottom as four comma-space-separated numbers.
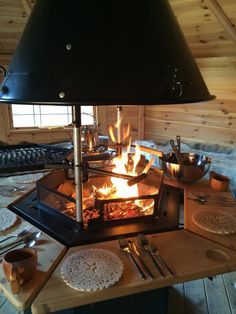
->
108, 125, 116, 143
109, 145, 141, 198
122, 123, 131, 141
108, 114, 131, 144
114, 112, 123, 129
95, 109, 153, 216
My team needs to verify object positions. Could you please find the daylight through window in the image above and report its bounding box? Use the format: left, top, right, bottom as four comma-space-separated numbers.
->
11, 105, 94, 128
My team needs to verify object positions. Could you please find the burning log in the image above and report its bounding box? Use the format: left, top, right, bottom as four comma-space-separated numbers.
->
104, 201, 145, 220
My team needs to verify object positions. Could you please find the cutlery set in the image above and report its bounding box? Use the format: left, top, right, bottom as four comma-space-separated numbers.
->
0, 226, 41, 262
0, 185, 25, 197
119, 234, 174, 280
188, 192, 236, 207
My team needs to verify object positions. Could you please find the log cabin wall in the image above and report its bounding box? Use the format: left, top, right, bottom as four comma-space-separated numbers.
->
0, 0, 236, 147
145, 0, 236, 148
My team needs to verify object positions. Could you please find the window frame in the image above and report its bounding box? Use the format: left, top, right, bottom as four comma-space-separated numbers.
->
9, 105, 96, 130
0, 104, 100, 145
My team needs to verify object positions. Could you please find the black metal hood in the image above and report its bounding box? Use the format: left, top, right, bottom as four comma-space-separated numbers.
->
0, 0, 214, 105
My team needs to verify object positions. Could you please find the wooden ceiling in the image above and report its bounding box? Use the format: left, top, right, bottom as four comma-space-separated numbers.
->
0, 0, 236, 66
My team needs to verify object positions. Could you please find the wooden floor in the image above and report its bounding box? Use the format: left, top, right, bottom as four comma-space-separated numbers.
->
167, 272, 236, 314
168, 206, 236, 314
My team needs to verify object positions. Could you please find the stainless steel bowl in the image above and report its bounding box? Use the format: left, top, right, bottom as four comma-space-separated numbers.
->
159, 152, 211, 183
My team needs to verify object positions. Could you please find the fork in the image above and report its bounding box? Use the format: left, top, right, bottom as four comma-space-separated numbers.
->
119, 237, 147, 280
188, 197, 235, 207
0, 225, 32, 244
137, 234, 175, 276
127, 239, 154, 279
0, 232, 41, 256
0, 238, 37, 263
0, 185, 25, 195
137, 235, 164, 277
149, 243, 175, 276
190, 192, 235, 204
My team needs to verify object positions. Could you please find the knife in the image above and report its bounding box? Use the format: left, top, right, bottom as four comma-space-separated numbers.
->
0, 232, 41, 255
127, 239, 154, 279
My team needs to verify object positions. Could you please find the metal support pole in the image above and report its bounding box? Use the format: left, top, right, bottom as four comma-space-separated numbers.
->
72, 105, 83, 227
116, 105, 122, 156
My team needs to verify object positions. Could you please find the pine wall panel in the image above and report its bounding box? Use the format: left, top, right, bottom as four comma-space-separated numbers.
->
0, 0, 236, 147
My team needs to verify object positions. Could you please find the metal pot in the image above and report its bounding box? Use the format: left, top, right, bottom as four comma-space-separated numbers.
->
140, 146, 211, 183
159, 152, 211, 183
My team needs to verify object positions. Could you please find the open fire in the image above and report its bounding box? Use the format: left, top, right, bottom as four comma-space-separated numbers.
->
9, 108, 180, 246
55, 146, 159, 226
39, 110, 160, 227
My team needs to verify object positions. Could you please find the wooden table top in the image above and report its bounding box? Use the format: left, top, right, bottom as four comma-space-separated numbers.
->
0, 223, 67, 311
184, 180, 236, 250
31, 229, 236, 314
1, 173, 236, 313
0, 175, 67, 311
163, 176, 236, 250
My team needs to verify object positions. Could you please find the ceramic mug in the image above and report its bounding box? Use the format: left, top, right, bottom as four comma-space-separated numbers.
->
210, 171, 230, 192
2, 248, 37, 294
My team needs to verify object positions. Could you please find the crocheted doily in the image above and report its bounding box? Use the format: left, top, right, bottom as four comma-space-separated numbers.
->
192, 210, 236, 234
9, 173, 44, 184
0, 208, 17, 231
61, 248, 123, 291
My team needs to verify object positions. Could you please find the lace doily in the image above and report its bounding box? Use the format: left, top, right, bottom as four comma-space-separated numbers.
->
61, 248, 123, 291
0, 208, 17, 231
9, 173, 44, 184
192, 210, 236, 234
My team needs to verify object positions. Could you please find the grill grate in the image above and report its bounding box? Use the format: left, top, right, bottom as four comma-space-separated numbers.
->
0, 144, 72, 175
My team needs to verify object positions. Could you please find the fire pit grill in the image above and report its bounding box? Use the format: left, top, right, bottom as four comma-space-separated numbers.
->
36, 169, 161, 225
9, 169, 182, 246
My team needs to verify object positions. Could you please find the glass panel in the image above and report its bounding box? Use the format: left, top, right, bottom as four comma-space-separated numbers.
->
12, 104, 34, 114
13, 115, 36, 127
40, 115, 70, 127
33, 105, 41, 114
40, 106, 68, 114
11, 105, 94, 128
81, 106, 94, 125
34, 114, 41, 126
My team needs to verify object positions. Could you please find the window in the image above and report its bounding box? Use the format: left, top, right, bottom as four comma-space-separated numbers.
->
11, 105, 94, 128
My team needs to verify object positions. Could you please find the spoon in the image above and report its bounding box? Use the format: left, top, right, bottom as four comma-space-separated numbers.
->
0, 185, 25, 196
191, 192, 235, 203
0, 225, 32, 244
148, 243, 175, 276
137, 234, 175, 276
137, 234, 164, 277
0, 239, 36, 263
24, 239, 36, 248
188, 196, 235, 207
0, 231, 41, 255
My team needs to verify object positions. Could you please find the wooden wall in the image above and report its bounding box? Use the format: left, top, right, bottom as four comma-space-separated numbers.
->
0, 0, 236, 147
144, 0, 236, 147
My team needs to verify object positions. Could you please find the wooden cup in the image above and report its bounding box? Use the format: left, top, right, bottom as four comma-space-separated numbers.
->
2, 248, 37, 294
210, 171, 230, 192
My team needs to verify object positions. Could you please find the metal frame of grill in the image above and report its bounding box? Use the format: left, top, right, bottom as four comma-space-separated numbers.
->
36, 169, 161, 228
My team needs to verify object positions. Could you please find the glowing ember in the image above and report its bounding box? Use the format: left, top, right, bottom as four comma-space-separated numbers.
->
56, 108, 158, 223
